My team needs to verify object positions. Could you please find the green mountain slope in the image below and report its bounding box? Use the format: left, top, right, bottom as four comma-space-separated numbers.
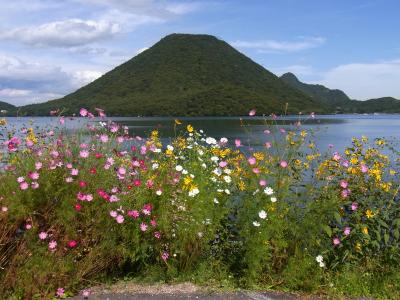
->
280, 72, 350, 109
280, 72, 400, 113
20, 34, 324, 116
0, 101, 16, 115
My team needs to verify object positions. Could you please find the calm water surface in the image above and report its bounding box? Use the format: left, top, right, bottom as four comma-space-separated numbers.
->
2, 114, 400, 152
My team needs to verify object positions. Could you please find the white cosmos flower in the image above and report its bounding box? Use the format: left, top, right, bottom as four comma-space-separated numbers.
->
316, 255, 324, 263
211, 156, 219, 162
202, 163, 207, 169
224, 168, 232, 174
258, 210, 267, 219
190, 174, 195, 178
198, 149, 204, 156
182, 169, 188, 175
211, 177, 217, 182
213, 198, 219, 204
156, 190, 162, 196
319, 261, 325, 268
264, 187, 274, 195
253, 221, 261, 227
188, 188, 199, 197
220, 137, 228, 144
223, 175, 231, 183
271, 196, 277, 203
224, 189, 230, 194
152, 163, 159, 170
206, 137, 217, 145
213, 168, 222, 176
167, 145, 174, 151
175, 165, 183, 172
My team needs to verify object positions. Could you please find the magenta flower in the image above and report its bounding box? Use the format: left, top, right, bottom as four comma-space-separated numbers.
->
341, 189, 350, 198
79, 150, 89, 158
154, 231, 161, 239
161, 251, 169, 261
248, 109, 256, 116
150, 219, 157, 227
29, 172, 40, 180
351, 202, 358, 211
35, 162, 43, 170
80, 108, 88, 117
67, 240, 78, 248
128, 210, 140, 219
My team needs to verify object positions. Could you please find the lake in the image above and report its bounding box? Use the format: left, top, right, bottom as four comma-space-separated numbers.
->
2, 114, 400, 152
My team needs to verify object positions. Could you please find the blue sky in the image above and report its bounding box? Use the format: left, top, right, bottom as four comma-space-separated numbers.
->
1, 0, 399, 106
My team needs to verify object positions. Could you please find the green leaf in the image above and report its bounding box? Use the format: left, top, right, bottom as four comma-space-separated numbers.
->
384, 233, 390, 245
394, 229, 399, 240
322, 225, 332, 237
334, 212, 341, 224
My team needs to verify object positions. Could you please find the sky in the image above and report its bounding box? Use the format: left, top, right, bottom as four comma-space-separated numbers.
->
0, 0, 399, 106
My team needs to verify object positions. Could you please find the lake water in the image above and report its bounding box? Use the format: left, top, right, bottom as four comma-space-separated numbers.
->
2, 114, 400, 152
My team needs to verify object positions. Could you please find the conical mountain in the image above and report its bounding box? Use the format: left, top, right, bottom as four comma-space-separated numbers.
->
21, 34, 325, 116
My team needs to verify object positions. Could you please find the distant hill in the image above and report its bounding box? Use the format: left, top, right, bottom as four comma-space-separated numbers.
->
280, 72, 350, 109
0, 101, 16, 114
280, 72, 400, 113
19, 34, 324, 116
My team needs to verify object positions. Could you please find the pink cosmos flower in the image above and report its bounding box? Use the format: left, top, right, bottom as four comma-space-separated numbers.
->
161, 251, 169, 261
31, 182, 39, 189
39, 231, 48, 240
85, 194, 93, 201
341, 189, 350, 198
344, 227, 351, 236
247, 157, 256, 165
340, 180, 348, 189
234, 139, 242, 147
17, 176, 25, 183
249, 109, 256, 116
35, 162, 43, 170
79, 150, 89, 158
1, 206, 8, 212
154, 231, 161, 239
56, 287, 65, 298
20, 182, 29, 190
48, 240, 57, 251
280, 160, 288, 168
128, 210, 140, 219
26, 140, 34, 147
74, 203, 82, 211
150, 219, 157, 227
332, 237, 341, 246
80, 108, 88, 117
219, 161, 228, 168
71, 169, 79, 176
65, 177, 73, 183
59, 117, 65, 125
116, 136, 124, 143
116, 215, 124, 223
25, 224, 32, 230
99, 134, 109, 143
118, 167, 126, 175
140, 222, 148, 231
351, 202, 358, 211
259, 179, 267, 186
110, 210, 118, 218
360, 164, 369, 173
265, 142, 272, 149
333, 152, 341, 161
252, 168, 260, 174
264, 129, 271, 134
29, 172, 39, 180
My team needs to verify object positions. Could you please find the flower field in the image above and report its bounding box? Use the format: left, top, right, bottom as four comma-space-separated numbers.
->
1, 109, 400, 299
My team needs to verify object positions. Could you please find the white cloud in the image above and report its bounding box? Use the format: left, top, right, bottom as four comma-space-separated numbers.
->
0, 53, 104, 106
231, 37, 326, 53
0, 19, 120, 47
315, 59, 400, 100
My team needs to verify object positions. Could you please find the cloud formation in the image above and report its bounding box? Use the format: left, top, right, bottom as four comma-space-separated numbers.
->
0, 19, 120, 47
315, 59, 400, 100
231, 37, 326, 53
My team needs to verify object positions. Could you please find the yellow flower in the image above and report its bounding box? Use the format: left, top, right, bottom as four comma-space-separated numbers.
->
365, 209, 374, 219
165, 149, 173, 156
183, 176, 192, 185
375, 139, 386, 146
350, 157, 359, 165
187, 124, 194, 133
238, 181, 246, 191
174, 119, 182, 125
389, 169, 396, 176
300, 130, 307, 137
362, 227, 369, 235
308, 143, 315, 149
355, 242, 362, 252
253, 152, 265, 161
0, 118, 7, 126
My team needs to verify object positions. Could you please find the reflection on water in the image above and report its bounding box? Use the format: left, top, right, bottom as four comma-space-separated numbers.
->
1, 114, 399, 152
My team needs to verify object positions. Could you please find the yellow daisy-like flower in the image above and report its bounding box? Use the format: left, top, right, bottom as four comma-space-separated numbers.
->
187, 124, 194, 133
362, 227, 369, 235
174, 119, 182, 125
365, 209, 374, 219
389, 169, 397, 176
253, 152, 265, 161
355, 242, 362, 252
238, 181, 246, 191
183, 176, 192, 186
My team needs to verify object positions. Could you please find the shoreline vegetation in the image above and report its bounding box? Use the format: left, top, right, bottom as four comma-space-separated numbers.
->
1, 108, 400, 299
